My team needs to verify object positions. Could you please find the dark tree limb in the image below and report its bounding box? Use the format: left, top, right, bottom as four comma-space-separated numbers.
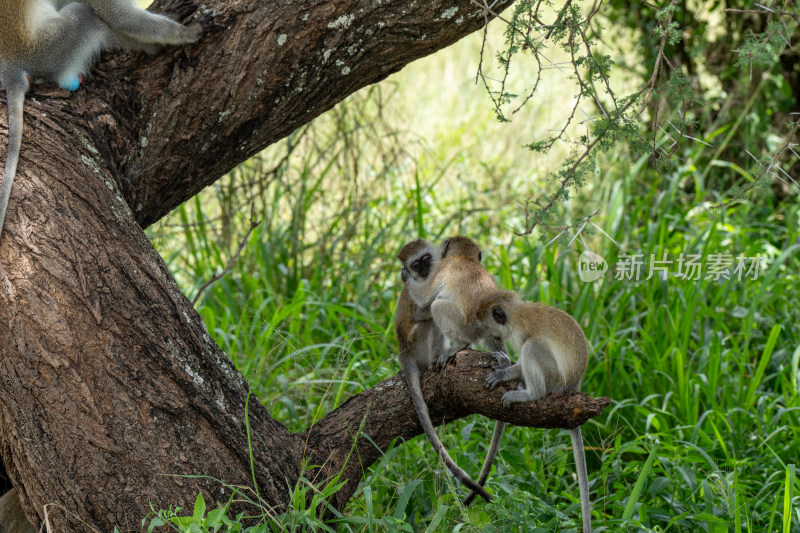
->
303, 350, 609, 510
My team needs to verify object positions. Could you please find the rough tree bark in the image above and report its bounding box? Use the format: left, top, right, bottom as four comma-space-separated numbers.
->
0, 0, 608, 530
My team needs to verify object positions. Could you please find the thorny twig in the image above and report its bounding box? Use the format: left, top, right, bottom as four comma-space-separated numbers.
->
192, 205, 261, 305
713, 121, 800, 209
468, 0, 676, 236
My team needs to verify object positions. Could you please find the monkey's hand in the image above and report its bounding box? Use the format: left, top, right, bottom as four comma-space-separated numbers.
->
435, 351, 454, 369
435, 344, 464, 369
490, 351, 512, 369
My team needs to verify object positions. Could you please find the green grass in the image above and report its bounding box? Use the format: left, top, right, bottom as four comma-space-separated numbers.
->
147, 23, 800, 533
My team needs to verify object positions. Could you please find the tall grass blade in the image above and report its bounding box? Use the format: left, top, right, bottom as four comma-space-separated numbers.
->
784, 464, 795, 533
622, 445, 658, 520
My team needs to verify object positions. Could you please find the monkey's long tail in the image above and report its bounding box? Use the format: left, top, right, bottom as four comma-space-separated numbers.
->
571, 426, 592, 533
461, 421, 504, 506
403, 363, 493, 503
0, 82, 28, 238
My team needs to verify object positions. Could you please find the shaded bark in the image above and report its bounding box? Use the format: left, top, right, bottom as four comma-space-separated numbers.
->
0, 0, 609, 531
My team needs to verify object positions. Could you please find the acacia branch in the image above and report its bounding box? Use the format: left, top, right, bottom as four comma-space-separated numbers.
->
82, 0, 519, 228
303, 350, 609, 509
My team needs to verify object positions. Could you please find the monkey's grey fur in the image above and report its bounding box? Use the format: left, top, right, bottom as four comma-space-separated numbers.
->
402, 236, 511, 505
396, 238, 493, 503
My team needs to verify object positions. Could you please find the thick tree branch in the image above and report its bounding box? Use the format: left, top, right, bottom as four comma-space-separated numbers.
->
88, 0, 517, 227
303, 350, 609, 509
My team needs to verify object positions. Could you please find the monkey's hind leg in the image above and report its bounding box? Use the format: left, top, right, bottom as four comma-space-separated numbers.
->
86, 0, 201, 46
499, 339, 553, 407
29, 3, 115, 91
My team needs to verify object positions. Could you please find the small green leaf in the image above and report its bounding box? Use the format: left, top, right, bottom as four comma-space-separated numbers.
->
193, 492, 206, 521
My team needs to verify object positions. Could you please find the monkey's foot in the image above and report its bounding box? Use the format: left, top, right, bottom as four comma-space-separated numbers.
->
485, 368, 507, 390
501, 390, 531, 407
167, 0, 199, 19
198, 10, 226, 33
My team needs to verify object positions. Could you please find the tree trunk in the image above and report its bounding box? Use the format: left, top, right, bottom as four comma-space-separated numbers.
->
0, 0, 608, 530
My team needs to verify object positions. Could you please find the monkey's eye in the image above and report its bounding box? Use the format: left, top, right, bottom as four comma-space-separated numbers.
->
411, 260, 420, 269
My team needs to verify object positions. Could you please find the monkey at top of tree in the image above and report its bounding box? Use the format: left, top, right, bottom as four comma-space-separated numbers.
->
0, 0, 202, 241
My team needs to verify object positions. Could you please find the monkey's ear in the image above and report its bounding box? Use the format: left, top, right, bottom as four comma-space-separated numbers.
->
478, 251, 482, 263
491, 306, 507, 325
441, 239, 451, 257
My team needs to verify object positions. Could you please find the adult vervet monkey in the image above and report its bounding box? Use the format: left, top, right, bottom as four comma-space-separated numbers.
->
0, 0, 202, 240
403, 236, 511, 505
479, 290, 591, 533
405, 236, 510, 366
396, 238, 492, 502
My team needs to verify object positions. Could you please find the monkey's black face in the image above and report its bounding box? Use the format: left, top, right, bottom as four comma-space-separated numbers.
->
410, 253, 433, 279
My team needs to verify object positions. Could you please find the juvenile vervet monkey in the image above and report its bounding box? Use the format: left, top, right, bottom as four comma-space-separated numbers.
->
0, 488, 35, 533
403, 236, 511, 505
479, 290, 591, 533
396, 238, 492, 503
0, 0, 202, 240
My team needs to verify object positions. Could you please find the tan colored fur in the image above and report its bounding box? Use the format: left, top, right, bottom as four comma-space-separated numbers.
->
408, 236, 507, 362
478, 291, 588, 391
1, 0, 201, 240
403, 236, 509, 505
0, 1, 32, 57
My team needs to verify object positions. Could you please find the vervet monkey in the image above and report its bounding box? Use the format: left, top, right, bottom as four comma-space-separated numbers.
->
396, 238, 492, 503
0, 0, 202, 240
406, 236, 510, 366
480, 290, 591, 533
0, 489, 35, 533
402, 236, 511, 505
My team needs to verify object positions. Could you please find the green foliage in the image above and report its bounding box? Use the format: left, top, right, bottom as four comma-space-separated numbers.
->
478, 0, 799, 231
150, 106, 800, 529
